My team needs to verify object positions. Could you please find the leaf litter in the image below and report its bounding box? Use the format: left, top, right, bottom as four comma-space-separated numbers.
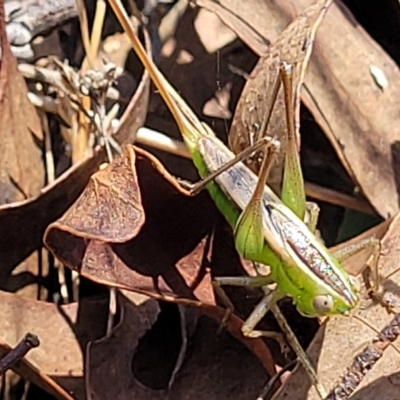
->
1, 0, 400, 399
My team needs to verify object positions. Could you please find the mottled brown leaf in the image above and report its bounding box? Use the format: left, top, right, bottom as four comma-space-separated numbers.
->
0, 17, 150, 288
49, 146, 145, 243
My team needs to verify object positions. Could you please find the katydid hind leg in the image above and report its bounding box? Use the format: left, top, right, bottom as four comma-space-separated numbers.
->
280, 62, 307, 220
234, 137, 279, 260
189, 136, 280, 196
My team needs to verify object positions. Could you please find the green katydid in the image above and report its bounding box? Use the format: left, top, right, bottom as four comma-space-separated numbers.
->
107, 0, 381, 397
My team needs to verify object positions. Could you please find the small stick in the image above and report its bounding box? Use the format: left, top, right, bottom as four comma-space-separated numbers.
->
0, 334, 40, 376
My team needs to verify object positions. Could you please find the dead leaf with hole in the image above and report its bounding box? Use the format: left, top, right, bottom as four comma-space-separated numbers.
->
0, 290, 108, 399
87, 290, 276, 400
229, 0, 331, 194
272, 212, 400, 399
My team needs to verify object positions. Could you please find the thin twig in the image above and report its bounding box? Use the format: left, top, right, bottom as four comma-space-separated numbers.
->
75, 0, 94, 69
90, 0, 107, 61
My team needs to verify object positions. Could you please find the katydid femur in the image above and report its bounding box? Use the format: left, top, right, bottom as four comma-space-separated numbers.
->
106, 1, 384, 398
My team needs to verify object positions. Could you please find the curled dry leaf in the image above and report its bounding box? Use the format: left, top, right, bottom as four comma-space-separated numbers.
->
0, 290, 108, 399
272, 212, 400, 399
44, 145, 218, 306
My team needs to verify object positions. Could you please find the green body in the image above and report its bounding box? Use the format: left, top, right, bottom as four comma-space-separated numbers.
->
183, 125, 358, 318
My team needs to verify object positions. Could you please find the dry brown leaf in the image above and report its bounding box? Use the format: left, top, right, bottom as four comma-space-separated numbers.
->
44, 145, 218, 306
272, 211, 400, 399
0, 2, 44, 204
202, 0, 400, 217
49, 146, 145, 243
0, 290, 108, 399
229, 0, 331, 193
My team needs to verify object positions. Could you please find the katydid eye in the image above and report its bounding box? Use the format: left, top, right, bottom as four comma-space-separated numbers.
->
312, 295, 334, 314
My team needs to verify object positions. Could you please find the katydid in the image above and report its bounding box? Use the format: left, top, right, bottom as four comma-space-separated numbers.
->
106, 1, 381, 397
